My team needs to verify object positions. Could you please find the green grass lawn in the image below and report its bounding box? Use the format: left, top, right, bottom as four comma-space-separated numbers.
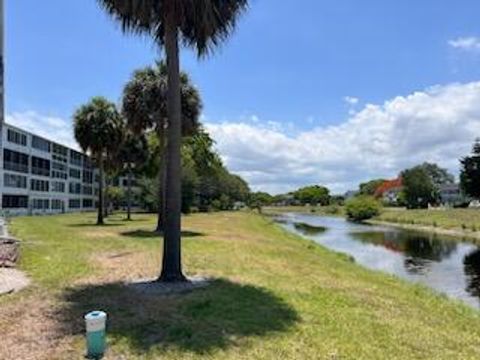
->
2, 211, 480, 359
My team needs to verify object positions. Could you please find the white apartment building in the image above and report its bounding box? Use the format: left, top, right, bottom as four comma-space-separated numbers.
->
0, 123, 97, 215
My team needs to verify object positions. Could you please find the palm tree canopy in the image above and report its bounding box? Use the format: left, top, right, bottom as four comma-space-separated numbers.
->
73, 96, 124, 162
97, 0, 248, 56
122, 61, 202, 135
117, 130, 149, 169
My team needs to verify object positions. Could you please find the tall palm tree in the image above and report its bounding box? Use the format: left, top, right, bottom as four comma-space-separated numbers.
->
98, 0, 249, 282
122, 61, 202, 231
74, 97, 123, 225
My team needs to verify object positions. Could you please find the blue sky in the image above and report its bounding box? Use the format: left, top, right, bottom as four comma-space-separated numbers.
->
7, 1, 480, 193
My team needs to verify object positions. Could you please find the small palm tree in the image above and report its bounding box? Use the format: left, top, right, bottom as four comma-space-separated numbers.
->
74, 97, 123, 225
116, 131, 149, 220
122, 61, 202, 231
98, 0, 249, 282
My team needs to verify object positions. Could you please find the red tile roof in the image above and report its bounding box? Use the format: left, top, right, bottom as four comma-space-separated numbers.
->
374, 178, 403, 198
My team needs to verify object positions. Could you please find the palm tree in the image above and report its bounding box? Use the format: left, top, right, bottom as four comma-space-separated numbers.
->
74, 97, 123, 225
98, 0, 249, 282
122, 61, 202, 232
116, 131, 149, 220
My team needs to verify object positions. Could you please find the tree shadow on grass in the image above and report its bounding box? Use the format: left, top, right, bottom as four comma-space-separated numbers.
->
57, 279, 298, 355
121, 230, 205, 238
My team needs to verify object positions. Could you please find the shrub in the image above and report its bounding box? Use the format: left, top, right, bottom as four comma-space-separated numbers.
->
345, 196, 381, 222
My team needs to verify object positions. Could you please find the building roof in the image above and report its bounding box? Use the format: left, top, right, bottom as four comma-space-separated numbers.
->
374, 178, 403, 198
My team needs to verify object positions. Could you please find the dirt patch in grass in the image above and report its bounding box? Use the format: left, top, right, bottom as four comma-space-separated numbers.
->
0, 293, 63, 360
79, 251, 161, 285
82, 230, 122, 239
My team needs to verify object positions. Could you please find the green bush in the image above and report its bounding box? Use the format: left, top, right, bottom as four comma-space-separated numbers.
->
345, 196, 381, 221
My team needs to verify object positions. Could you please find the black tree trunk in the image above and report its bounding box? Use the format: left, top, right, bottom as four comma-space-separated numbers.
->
104, 175, 109, 218
127, 164, 132, 221
97, 161, 104, 225
156, 131, 165, 233
159, 16, 186, 282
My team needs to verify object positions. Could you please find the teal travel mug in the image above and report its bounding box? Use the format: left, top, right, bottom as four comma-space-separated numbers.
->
85, 311, 107, 359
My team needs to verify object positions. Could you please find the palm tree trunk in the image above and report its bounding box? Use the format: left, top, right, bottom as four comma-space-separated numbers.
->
159, 15, 186, 282
104, 176, 109, 218
97, 161, 104, 225
156, 130, 165, 232
127, 164, 132, 221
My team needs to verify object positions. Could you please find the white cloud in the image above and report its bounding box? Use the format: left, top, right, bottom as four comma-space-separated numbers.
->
207, 82, 480, 194
448, 36, 480, 51
6, 111, 78, 150
344, 96, 359, 105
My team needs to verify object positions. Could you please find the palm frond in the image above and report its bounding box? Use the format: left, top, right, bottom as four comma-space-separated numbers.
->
122, 61, 202, 136
97, 0, 249, 56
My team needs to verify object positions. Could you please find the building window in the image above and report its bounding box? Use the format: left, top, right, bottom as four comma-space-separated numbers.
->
82, 185, 93, 195
69, 182, 82, 194
53, 143, 68, 157
3, 149, 29, 174
31, 156, 51, 177
69, 199, 81, 209
52, 170, 68, 180
52, 161, 67, 171
7, 129, 27, 146
32, 136, 51, 152
82, 199, 93, 208
32, 199, 49, 210
69, 168, 81, 179
70, 150, 82, 167
31, 179, 49, 192
52, 154, 67, 163
52, 181, 65, 193
4, 173, 27, 189
83, 170, 93, 184
51, 199, 64, 210
2, 195, 28, 208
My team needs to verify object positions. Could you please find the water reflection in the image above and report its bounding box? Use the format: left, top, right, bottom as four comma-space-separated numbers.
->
350, 231, 458, 274
277, 213, 480, 309
293, 222, 327, 236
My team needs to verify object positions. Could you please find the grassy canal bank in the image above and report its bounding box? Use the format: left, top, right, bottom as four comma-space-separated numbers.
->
1, 211, 480, 359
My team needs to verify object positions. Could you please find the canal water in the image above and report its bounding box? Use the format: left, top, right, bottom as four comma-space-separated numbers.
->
277, 213, 480, 309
